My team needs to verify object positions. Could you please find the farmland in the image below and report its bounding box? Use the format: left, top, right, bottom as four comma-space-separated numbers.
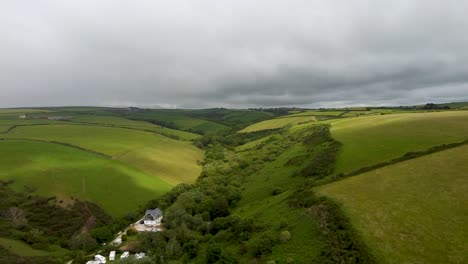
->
0, 139, 172, 216
329, 111, 468, 174
240, 115, 316, 132
4, 124, 204, 185
317, 144, 468, 264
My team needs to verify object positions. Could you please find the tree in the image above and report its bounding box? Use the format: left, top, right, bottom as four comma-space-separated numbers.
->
1, 207, 27, 228
69, 233, 98, 252
91, 226, 113, 244
165, 237, 182, 258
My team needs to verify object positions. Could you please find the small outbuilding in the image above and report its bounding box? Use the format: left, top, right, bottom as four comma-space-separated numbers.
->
109, 251, 116, 261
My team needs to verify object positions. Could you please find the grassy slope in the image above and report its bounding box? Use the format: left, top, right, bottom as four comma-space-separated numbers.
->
330, 111, 468, 174
0, 237, 68, 257
287, 110, 345, 117
70, 115, 200, 140
317, 144, 468, 264
124, 110, 229, 134
240, 116, 316, 132
0, 140, 172, 216
5, 124, 204, 185
231, 127, 325, 262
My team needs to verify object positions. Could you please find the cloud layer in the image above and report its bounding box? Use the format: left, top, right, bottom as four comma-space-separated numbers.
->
1, 0, 467, 108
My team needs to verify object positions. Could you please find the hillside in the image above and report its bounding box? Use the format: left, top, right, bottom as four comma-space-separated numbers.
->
328, 111, 468, 175
317, 144, 468, 264
0, 139, 172, 216
1, 106, 467, 263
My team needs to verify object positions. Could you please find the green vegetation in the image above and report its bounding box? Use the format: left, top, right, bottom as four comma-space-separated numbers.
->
317, 144, 468, 264
240, 116, 316, 132
0, 237, 61, 257
5, 124, 204, 185
329, 111, 468, 174
0, 139, 172, 216
71, 115, 200, 140
119, 124, 372, 263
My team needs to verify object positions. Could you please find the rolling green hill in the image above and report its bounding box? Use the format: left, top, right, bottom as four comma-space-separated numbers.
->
329, 111, 468, 175
4, 124, 204, 185
317, 144, 468, 264
240, 115, 317, 132
0, 139, 172, 216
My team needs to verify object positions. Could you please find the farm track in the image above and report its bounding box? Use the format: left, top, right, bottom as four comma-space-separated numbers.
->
0, 138, 111, 158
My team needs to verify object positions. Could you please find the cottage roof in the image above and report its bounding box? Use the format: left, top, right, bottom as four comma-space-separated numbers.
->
145, 208, 162, 219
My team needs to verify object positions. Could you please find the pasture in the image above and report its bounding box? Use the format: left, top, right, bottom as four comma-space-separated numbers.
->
317, 144, 468, 264
0, 237, 68, 257
5, 125, 204, 185
329, 111, 468, 174
240, 116, 316, 132
71, 115, 200, 140
0, 139, 173, 216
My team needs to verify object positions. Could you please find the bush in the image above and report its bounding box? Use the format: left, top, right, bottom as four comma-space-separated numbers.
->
250, 231, 276, 257
121, 234, 128, 241
279, 231, 291, 243
126, 228, 138, 236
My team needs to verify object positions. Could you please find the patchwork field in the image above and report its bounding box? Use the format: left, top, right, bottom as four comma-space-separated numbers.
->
317, 144, 468, 264
240, 116, 316, 132
4, 125, 204, 185
0, 139, 172, 216
329, 111, 468, 174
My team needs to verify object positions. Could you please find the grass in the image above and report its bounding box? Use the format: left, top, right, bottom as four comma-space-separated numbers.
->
329, 111, 468, 174
234, 192, 322, 263
0, 139, 173, 216
287, 110, 345, 117
0, 237, 68, 257
70, 115, 200, 140
317, 144, 468, 264
240, 116, 316, 133
5, 124, 204, 185
125, 110, 229, 134
0, 108, 53, 115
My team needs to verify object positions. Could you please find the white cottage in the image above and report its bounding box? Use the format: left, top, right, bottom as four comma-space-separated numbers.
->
143, 208, 163, 226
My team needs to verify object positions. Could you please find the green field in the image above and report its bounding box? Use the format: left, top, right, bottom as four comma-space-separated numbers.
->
0, 237, 68, 257
71, 115, 200, 140
240, 116, 316, 132
287, 110, 345, 117
329, 111, 468, 174
317, 144, 468, 264
0, 108, 54, 115
4, 125, 204, 185
0, 139, 173, 216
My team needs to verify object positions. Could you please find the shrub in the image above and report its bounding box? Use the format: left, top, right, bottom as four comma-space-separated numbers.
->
121, 234, 128, 241
126, 228, 138, 236
279, 231, 291, 243
250, 231, 276, 257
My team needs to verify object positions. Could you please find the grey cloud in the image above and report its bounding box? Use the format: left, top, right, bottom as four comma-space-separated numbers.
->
1, 0, 467, 108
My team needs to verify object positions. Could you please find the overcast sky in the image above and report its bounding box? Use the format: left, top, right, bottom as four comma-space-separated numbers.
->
1, 0, 467, 108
